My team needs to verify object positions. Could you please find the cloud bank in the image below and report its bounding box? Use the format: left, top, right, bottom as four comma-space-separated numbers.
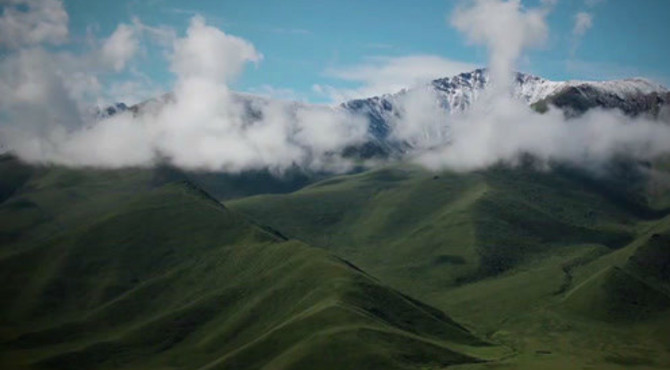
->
1, 0, 669, 176
414, 98, 670, 171
393, 0, 670, 171
0, 7, 366, 172
0, 0, 68, 48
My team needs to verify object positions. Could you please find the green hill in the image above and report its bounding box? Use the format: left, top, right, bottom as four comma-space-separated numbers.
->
0, 155, 501, 370
228, 163, 650, 294
228, 161, 670, 369
3, 153, 670, 369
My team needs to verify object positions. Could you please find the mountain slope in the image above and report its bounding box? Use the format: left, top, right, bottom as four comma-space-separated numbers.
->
0, 155, 500, 370
228, 161, 670, 369
228, 162, 655, 293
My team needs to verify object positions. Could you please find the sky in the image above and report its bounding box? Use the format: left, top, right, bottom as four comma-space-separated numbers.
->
50, 0, 670, 104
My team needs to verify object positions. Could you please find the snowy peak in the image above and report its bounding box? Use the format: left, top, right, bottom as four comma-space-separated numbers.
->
428, 68, 566, 107
558, 77, 668, 98
429, 68, 667, 108
342, 68, 669, 124
339, 69, 670, 156
534, 76, 669, 116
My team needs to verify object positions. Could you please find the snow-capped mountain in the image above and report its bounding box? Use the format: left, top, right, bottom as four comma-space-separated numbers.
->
96, 69, 669, 159
342, 68, 669, 147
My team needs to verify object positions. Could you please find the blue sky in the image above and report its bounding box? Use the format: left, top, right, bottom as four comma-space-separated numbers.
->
62, 0, 670, 103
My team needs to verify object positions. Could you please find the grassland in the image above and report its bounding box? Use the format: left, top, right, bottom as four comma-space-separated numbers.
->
2, 152, 669, 369
0, 155, 503, 370
229, 161, 670, 369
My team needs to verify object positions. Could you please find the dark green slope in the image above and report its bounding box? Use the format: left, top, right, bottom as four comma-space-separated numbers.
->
561, 218, 670, 323
228, 163, 651, 295
0, 156, 499, 370
228, 162, 670, 369
186, 167, 320, 201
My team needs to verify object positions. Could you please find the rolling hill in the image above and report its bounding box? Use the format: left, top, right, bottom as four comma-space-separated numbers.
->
0, 154, 503, 370
228, 160, 670, 369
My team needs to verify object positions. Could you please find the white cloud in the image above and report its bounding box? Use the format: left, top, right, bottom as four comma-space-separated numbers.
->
450, 0, 549, 92
412, 95, 670, 172
573, 12, 593, 36
0, 5, 151, 131
388, 87, 450, 148
0, 48, 81, 131
0, 0, 68, 48
314, 55, 477, 103
171, 16, 262, 84
2, 15, 368, 173
388, 0, 670, 172
101, 24, 139, 72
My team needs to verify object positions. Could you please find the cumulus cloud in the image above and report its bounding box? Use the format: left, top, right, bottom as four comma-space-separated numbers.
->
100, 24, 140, 72
314, 55, 477, 102
0, 12, 145, 134
450, 0, 549, 92
387, 87, 450, 148
1, 14, 367, 172
0, 47, 81, 132
171, 16, 262, 84
0, 0, 68, 48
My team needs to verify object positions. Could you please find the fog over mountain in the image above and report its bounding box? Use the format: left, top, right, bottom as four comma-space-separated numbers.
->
1, 0, 669, 173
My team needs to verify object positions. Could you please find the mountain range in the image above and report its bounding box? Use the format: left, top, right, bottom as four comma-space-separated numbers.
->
343, 69, 670, 156
96, 69, 670, 158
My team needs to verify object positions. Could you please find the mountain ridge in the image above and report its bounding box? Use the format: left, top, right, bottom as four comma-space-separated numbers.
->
104, 68, 669, 123
343, 68, 669, 147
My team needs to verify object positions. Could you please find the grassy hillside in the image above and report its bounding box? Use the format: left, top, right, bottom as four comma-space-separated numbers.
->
3, 152, 669, 369
229, 161, 670, 369
186, 167, 320, 201
228, 163, 650, 294
0, 155, 501, 370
